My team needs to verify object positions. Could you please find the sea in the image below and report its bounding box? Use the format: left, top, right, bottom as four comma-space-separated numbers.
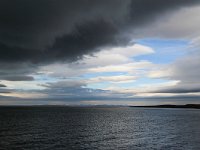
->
0, 106, 200, 150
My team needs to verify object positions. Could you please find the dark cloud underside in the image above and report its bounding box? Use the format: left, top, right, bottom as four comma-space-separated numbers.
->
0, 75, 34, 81
0, 84, 6, 87
0, 0, 199, 64
152, 88, 200, 94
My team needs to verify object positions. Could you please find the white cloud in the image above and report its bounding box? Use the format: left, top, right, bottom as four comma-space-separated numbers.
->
1, 80, 45, 90
38, 44, 154, 77
148, 67, 172, 78
79, 44, 154, 67
88, 75, 137, 83
98, 44, 154, 57
89, 61, 154, 73
105, 80, 180, 95
0, 43, 156, 100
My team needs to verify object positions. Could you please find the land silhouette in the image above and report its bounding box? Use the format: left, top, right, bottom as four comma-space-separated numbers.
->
131, 104, 200, 109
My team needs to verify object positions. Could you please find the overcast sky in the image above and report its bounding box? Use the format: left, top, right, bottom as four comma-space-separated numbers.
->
0, 0, 200, 105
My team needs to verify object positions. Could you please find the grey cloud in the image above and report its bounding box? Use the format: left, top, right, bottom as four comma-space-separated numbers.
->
151, 42, 200, 95
0, 0, 199, 65
129, 0, 200, 25
0, 0, 130, 64
42, 83, 108, 99
134, 6, 200, 39
1, 0, 200, 102
0, 89, 10, 93
0, 84, 6, 87
38, 80, 131, 100
0, 75, 34, 81
43, 80, 86, 89
0, 62, 37, 81
171, 55, 200, 83
152, 88, 200, 94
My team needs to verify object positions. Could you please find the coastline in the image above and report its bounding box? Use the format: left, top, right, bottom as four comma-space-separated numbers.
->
130, 104, 200, 109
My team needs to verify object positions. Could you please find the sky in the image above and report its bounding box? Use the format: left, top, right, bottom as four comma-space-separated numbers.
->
0, 0, 200, 105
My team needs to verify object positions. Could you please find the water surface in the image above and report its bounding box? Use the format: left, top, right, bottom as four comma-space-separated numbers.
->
0, 106, 200, 149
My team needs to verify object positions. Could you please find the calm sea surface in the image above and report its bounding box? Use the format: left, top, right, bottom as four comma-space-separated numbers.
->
0, 106, 200, 150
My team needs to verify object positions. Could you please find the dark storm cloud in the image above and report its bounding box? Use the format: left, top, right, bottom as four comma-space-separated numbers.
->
0, 62, 36, 81
0, 91, 10, 94
128, 0, 200, 25
152, 88, 200, 94
0, 75, 34, 81
0, 0, 200, 64
0, 84, 6, 87
0, 0, 130, 64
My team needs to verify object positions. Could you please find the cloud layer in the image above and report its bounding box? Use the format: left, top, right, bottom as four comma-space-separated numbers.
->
0, 1, 200, 105
0, 0, 199, 64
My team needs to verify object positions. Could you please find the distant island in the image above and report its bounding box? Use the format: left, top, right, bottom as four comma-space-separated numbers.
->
130, 104, 200, 109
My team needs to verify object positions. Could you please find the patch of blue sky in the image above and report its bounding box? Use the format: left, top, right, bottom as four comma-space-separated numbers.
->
86, 77, 171, 90
135, 38, 189, 64
82, 72, 128, 79
115, 77, 171, 88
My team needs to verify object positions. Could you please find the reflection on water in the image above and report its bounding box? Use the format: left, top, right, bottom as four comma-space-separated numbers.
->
0, 106, 200, 149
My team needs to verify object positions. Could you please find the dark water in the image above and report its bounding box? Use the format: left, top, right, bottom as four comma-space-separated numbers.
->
0, 106, 200, 150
